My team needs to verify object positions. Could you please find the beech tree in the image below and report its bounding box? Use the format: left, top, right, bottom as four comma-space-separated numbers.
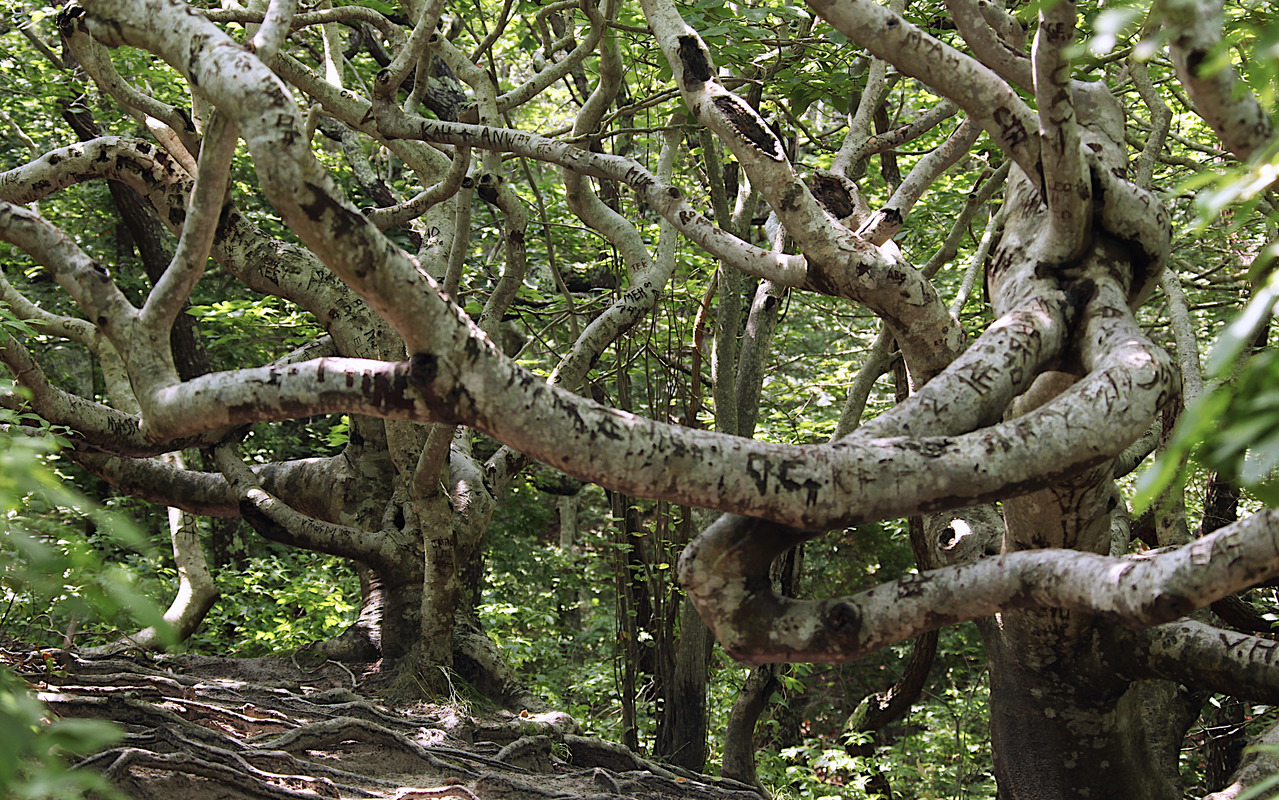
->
3, 0, 1279, 796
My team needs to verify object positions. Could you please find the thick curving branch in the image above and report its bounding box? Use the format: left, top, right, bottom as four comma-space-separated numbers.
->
71, 0, 1173, 534
129, 279, 1168, 529
1032, 0, 1089, 260
804, 0, 1040, 177
638, 0, 965, 382
1161, 0, 1273, 162
678, 509, 1279, 664
58, 8, 200, 168
213, 444, 400, 570
0, 137, 390, 360
1120, 620, 1279, 704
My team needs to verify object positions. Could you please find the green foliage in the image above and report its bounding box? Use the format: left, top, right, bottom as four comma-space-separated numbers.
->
0, 388, 165, 797
484, 482, 619, 716
1136, 276, 1279, 511
185, 297, 327, 369
183, 551, 359, 657
0, 667, 122, 800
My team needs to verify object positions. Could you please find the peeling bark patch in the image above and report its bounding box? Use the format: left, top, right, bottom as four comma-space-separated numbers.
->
711, 96, 785, 162
745, 454, 770, 496
778, 185, 803, 213
54, 5, 86, 35
896, 573, 931, 599
677, 36, 712, 86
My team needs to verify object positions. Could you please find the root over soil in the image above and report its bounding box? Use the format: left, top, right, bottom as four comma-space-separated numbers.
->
3, 645, 763, 800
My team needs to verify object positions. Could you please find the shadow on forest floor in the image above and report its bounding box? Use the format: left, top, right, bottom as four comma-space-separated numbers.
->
3, 643, 762, 800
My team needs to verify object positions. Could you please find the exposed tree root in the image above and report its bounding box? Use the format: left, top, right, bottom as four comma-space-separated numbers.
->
3, 644, 763, 800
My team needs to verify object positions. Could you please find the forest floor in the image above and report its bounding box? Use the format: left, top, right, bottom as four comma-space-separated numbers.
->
4, 643, 764, 800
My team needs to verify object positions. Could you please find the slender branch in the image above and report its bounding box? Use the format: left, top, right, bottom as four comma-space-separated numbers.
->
141, 112, 239, 333
803, 0, 1040, 177
250, 0, 296, 62
376, 0, 445, 98
860, 118, 981, 246
363, 148, 470, 230
848, 99, 959, 166
496, 0, 615, 113
944, 0, 1032, 89
1128, 60, 1172, 190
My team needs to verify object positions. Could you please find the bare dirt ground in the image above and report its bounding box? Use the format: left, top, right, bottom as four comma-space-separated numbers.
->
3, 644, 764, 800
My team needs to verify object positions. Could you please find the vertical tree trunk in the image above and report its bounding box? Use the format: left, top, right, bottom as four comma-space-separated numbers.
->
720, 663, 780, 788
612, 490, 641, 753
982, 617, 1179, 800
655, 597, 713, 770
720, 548, 799, 785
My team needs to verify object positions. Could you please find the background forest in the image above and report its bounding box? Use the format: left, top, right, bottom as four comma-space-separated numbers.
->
1, 0, 1278, 797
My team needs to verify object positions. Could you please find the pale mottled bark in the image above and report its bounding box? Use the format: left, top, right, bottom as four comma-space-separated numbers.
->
1162, 0, 1273, 161
681, 509, 1279, 664
0, 1, 1274, 792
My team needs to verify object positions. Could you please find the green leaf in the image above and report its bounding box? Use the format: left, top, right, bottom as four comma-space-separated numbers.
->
1206, 285, 1276, 377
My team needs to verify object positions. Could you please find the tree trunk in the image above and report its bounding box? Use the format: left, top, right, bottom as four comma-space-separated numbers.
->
982, 615, 1178, 800
655, 597, 713, 770
720, 664, 779, 788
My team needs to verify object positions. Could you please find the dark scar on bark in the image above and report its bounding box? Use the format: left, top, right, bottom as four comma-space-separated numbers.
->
712, 96, 785, 162
678, 36, 712, 87
239, 501, 290, 542
827, 602, 860, 635
809, 174, 855, 219
408, 353, 438, 388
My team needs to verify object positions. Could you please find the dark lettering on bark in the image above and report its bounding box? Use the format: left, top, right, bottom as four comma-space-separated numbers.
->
992, 106, 1029, 151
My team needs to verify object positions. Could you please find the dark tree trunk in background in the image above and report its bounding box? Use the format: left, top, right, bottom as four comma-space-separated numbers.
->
655, 598, 713, 770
